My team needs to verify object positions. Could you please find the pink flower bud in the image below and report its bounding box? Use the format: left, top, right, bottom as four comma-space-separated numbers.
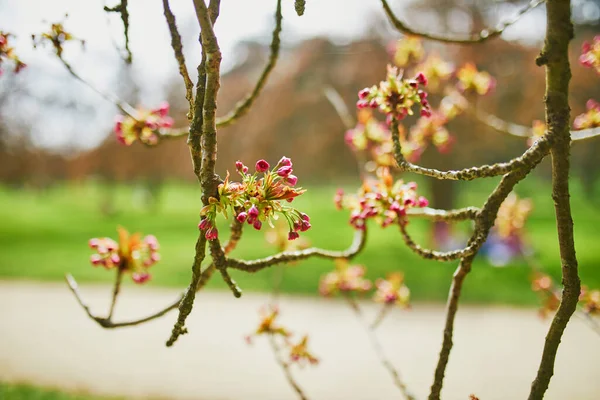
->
110, 253, 121, 265
415, 72, 428, 86
356, 99, 369, 109
198, 218, 210, 230
145, 235, 159, 250
358, 88, 370, 99
253, 220, 262, 230
286, 175, 298, 186
301, 213, 310, 222
417, 196, 429, 207
132, 272, 151, 284
151, 252, 161, 262
153, 101, 170, 117
248, 205, 259, 218
300, 221, 311, 232
90, 254, 103, 266
236, 212, 248, 223
420, 108, 432, 118
235, 161, 244, 171
288, 231, 300, 241
145, 120, 159, 130
368, 99, 378, 109
277, 165, 293, 177
278, 156, 292, 167
205, 226, 218, 241
256, 159, 270, 172
418, 90, 427, 100
404, 198, 415, 206
160, 116, 174, 128
114, 116, 124, 134
88, 238, 100, 249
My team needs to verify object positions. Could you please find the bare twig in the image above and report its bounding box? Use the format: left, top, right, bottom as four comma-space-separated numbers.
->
226, 228, 367, 273
57, 54, 138, 118
345, 296, 415, 400
216, 0, 283, 128
380, 0, 545, 44
268, 335, 309, 400
323, 86, 355, 130
104, 0, 132, 63
528, 1, 580, 398
162, 0, 194, 119
406, 206, 479, 222
107, 268, 123, 320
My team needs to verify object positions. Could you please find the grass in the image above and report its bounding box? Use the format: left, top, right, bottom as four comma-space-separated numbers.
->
0, 382, 119, 400
0, 176, 599, 305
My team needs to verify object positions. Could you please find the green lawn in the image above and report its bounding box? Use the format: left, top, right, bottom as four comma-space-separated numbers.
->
0, 176, 599, 305
0, 382, 119, 400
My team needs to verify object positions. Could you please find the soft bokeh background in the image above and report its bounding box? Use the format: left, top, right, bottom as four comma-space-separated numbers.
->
1, 0, 600, 399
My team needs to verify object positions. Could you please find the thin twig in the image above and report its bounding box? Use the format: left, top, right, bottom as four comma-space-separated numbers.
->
406, 206, 479, 222
323, 85, 355, 130
162, 0, 194, 119
107, 268, 123, 320
345, 296, 415, 400
268, 335, 309, 400
216, 0, 283, 128
57, 54, 138, 117
104, 0, 132, 63
370, 304, 393, 330
380, 0, 545, 44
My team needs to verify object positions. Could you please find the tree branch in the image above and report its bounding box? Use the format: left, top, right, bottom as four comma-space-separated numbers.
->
268, 335, 309, 400
162, 0, 195, 119
390, 117, 552, 180
227, 228, 367, 273
380, 0, 545, 44
528, 0, 580, 397
406, 206, 479, 222
215, 0, 283, 128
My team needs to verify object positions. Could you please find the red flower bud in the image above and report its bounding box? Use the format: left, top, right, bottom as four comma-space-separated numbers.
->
288, 231, 300, 240
205, 226, 218, 240
153, 101, 170, 117
358, 88, 370, 99
301, 213, 310, 222
286, 175, 298, 186
420, 108, 432, 118
277, 165, 293, 177
248, 205, 259, 218
132, 272, 151, 284
256, 159, 270, 172
415, 72, 428, 86
278, 156, 292, 167
90, 254, 103, 266
417, 196, 429, 207
253, 220, 262, 230
198, 218, 210, 230
236, 212, 248, 223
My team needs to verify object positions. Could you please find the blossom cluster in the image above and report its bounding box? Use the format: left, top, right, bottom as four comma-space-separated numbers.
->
357, 65, 432, 121
373, 272, 410, 307
32, 21, 84, 57
0, 32, 26, 75
390, 35, 424, 67
580, 287, 600, 316
246, 305, 319, 366
573, 99, 600, 130
88, 227, 160, 284
198, 157, 310, 241
335, 167, 428, 230
579, 35, 600, 74
319, 259, 411, 310
531, 272, 560, 318
319, 259, 372, 296
114, 102, 174, 145
456, 63, 496, 96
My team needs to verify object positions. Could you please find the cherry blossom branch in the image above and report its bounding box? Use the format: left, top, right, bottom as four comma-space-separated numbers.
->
528, 1, 581, 397
215, 0, 282, 128
380, 0, 545, 45
226, 228, 367, 273
345, 295, 415, 400
389, 118, 553, 180
268, 335, 309, 400
162, 0, 194, 119
104, 0, 132, 63
65, 218, 242, 330
166, 0, 223, 347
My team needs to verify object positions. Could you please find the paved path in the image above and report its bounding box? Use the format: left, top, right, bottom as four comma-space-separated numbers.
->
0, 281, 599, 400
